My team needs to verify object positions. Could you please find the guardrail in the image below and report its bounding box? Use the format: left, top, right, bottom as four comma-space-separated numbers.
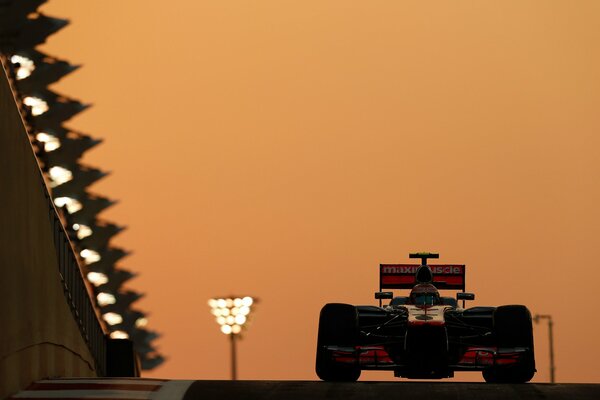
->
48, 193, 107, 376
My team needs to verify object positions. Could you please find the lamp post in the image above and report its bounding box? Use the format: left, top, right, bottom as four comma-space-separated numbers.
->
208, 296, 255, 380
533, 314, 555, 383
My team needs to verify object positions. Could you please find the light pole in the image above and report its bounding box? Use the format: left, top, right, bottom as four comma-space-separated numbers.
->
208, 296, 255, 380
229, 330, 237, 380
533, 314, 555, 383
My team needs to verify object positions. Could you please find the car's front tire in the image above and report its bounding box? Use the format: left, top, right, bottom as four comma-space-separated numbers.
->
315, 303, 361, 382
483, 305, 536, 383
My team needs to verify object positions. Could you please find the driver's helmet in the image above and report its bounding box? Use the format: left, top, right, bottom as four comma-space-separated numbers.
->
409, 283, 440, 306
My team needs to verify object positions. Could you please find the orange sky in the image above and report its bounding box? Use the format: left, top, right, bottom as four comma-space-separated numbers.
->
40, 1, 600, 383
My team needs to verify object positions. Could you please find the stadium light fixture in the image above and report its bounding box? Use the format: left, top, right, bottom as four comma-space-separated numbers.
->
72, 223, 93, 239
48, 165, 73, 186
208, 296, 256, 380
109, 330, 129, 339
53, 196, 82, 213
102, 312, 123, 326
10, 54, 36, 80
87, 271, 108, 286
23, 95, 49, 116
533, 314, 556, 383
97, 292, 116, 306
36, 131, 61, 151
80, 248, 101, 264
135, 317, 148, 328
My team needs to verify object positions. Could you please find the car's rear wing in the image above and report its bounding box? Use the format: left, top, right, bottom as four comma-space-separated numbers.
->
379, 264, 466, 291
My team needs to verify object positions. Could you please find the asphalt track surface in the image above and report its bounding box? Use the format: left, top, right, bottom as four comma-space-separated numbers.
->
182, 381, 600, 400
9, 379, 600, 399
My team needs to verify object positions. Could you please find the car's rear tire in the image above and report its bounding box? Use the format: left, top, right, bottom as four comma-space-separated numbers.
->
315, 303, 361, 382
483, 305, 536, 383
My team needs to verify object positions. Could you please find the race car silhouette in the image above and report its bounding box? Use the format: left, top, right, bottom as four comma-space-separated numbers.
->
315, 253, 535, 382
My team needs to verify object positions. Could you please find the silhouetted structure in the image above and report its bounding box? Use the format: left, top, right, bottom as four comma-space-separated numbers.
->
0, 0, 163, 370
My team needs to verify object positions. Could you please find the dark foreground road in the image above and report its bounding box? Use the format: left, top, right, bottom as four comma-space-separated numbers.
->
184, 381, 600, 400
9, 379, 599, 399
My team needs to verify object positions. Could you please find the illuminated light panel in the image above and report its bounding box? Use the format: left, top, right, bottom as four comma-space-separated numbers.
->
87, 272, 108, 286
53, 196, 82, 214
209, 296, 256, 335
103, 312, 123, 326
80, 249, 101, 264
135, 317, 148, 328
36, 132, 61, 152
48, 166, 73, 187
23, 96, 49, 116
110, 330, 129, 339
73, 223, 93, 240
97, 292, 116, 306
10, 55, 35, 80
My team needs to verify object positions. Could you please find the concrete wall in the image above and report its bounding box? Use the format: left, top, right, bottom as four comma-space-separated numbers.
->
0, 60, 98, 398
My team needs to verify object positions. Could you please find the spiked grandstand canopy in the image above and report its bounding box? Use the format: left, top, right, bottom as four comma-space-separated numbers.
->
0, 0, 163, 370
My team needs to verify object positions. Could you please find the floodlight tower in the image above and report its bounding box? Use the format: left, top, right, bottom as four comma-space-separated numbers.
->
208, 296, 256, 380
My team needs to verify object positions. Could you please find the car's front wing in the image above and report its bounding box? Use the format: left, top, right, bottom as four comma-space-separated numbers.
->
326, 345, 531, 371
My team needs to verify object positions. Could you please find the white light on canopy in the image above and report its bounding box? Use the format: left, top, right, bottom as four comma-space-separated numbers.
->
73, 223, 93, 239
23, 96, 49, 116
80, 249, 101, 264
87, 272, 108, 286
10, 55, 35, 80
110, 330, 129, 339
54, 196, 82, 214
208, 296, 256, 335
48, 166, 73, 187
97, 292, 116, 306
103, 312, 123, 326
36, 132, 61, 152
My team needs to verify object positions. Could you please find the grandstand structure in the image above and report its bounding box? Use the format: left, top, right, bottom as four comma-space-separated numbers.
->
0, 0, 163, 378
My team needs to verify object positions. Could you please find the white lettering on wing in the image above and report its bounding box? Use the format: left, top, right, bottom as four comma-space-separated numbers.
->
382, 265, 463, 274
382, 266, 418, 274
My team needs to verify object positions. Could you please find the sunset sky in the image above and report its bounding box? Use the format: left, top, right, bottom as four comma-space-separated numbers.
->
40, 1, 599, 382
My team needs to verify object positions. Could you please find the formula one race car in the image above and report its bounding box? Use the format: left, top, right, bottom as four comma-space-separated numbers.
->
315, 253, 535, 383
